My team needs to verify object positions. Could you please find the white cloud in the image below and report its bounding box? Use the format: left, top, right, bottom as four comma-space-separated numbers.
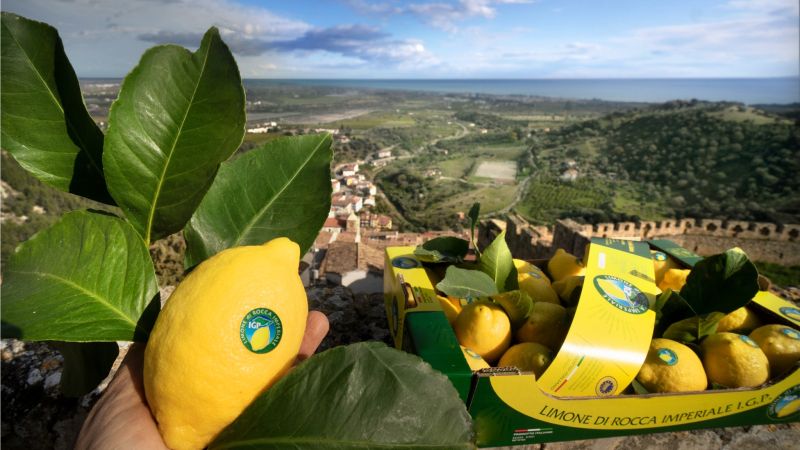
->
348, 0, 535, 32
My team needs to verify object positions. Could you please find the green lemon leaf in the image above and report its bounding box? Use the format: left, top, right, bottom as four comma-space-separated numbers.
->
680, 247, 759, 315
662, 312, 725, 343
103, 27, 245, 244
468, 202, 481, 257
478, 230, 518, 292
210, 342, 474, 449
183, 134, 332, 267
436, 266, 499, 300
414, 236, 470, 263
0, 12, 112, 204
0, 210, 159, 342
52, 341, 119, 397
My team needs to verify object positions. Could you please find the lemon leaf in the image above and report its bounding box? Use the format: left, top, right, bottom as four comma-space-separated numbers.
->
210, 342, 474, 449
414, 237, 470, 263
437, 266, 499, 300
184, 134, 332, 267
680, 247, 759, 315
0, 12, 113, 204
478, 230, 518, 292
0, 210, 159, 342
103, 27, 245, 244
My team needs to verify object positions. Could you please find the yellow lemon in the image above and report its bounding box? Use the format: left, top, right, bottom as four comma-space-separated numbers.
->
547, 249, 585, 283
498, 342, 553, 378
144, 237, 308, 450
491, 290, 533, 328
453, 301, 511, 364
460, 345, 491, 371
636, 338, 707, 393
514, 259, 560, 305
515, 302, 569, 351
749, 325, 800, 377
551, 276, 584, 306
437, 295, 462, 325
717, 306, 762, 333
701, 332, 769, 388
651, 250, 680, 286
658, 268, 691, 292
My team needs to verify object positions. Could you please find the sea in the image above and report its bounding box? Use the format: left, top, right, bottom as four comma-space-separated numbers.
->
248, 78, 800, 105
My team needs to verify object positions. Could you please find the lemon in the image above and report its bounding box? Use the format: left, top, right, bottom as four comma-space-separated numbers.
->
658, 268, 691, 292
749, 325, 800, 377
515, 302, 569, 350
491, 290, 533, 328
547, 249, 585, 282
453, 301, 511, 364
437, 295, 462, 325
551, 276, 584, 305
460, 345, 491, 371
498, 342, 552, 378
651, 250, 680, 286
636, 338, 707, 393
514, 259, 559, 305
144, 237, 308, 450
716, 306, 762, 333
701, 332, 769, 388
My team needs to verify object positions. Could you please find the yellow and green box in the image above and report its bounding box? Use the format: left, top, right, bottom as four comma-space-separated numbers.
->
384, 239, 800, 447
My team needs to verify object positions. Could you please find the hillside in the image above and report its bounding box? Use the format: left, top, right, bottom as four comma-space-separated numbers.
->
517, 102, 800, 225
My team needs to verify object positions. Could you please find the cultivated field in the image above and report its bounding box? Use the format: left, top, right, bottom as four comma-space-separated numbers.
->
473, 160, 517, 181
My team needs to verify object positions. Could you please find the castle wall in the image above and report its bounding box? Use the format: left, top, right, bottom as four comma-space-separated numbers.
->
487, 216, 799, 266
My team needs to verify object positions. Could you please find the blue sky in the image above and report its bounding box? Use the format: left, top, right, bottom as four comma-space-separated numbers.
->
3, 0, 798, 78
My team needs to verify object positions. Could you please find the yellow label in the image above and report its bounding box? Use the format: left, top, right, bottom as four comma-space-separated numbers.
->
753, 291, 800, 326
491, 371, 800, 429
384, 247, 445, 348
536, 241, 658, 397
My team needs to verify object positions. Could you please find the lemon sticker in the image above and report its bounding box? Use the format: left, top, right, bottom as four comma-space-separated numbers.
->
593, 275, 649, 314
657, 348, 678, 366
780, 307, 800, 322
653, 251, 667, 261
528, 271, 542, 279
391, 256, 420, 269
768, 385, 800, 420
464, 347, 483, 359
240, 308, 282, 354
781, 328, 800, 340
739, 334, 759, 348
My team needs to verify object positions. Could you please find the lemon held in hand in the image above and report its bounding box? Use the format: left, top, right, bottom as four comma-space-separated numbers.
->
144, 237, 308, 450
701, 332, 769, 388
749, 325, 800, 377
453, 301, 511, 364
636, 338, 707, 393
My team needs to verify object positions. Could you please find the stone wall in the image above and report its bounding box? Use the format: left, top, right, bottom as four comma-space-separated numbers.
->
485, 216, 800, 265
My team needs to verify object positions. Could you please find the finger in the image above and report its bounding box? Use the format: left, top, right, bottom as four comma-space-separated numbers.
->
296, 310, 329, 362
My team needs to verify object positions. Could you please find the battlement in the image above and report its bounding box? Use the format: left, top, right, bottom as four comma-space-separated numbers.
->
483, 215, 800, 266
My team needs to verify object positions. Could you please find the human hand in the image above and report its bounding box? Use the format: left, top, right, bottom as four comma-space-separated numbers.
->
75, 311, 330, 450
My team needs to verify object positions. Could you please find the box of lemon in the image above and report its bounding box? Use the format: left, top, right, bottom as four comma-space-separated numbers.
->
384, 236, 800, 447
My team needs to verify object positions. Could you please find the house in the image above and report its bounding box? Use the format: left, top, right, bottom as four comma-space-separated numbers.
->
377, 149, 392, 159
320, 241, 384, 294
331, 179, 341, 193
350, 195, 363, 213
322, 217, 346, 233
560, 168, 579, 182
341, 163, 359, 177
363, 196, 376, 208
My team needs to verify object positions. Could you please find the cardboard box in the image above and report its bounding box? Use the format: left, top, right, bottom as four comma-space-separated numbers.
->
384, 239, 800, 447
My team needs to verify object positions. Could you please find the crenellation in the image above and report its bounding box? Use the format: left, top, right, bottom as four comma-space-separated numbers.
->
485, 216, 800, 266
